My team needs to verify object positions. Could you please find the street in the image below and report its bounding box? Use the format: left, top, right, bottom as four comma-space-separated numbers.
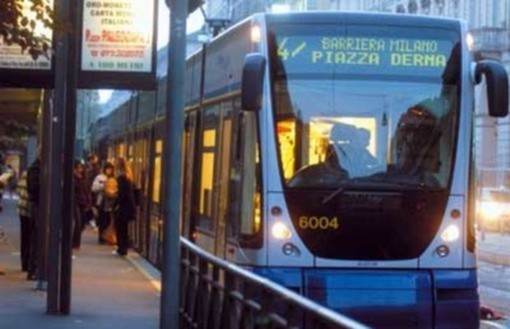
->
479, 258, 510, 328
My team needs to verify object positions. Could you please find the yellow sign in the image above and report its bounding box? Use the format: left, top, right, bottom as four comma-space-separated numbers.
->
298, 216, 339, 230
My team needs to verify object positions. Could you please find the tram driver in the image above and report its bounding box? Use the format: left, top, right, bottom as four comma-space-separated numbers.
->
391, 104, 442, 186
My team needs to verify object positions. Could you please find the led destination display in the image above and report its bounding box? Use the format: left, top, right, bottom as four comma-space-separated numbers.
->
275, 34, 455, 77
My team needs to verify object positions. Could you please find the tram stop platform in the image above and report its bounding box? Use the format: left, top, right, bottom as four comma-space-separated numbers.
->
0, 197, 160, 329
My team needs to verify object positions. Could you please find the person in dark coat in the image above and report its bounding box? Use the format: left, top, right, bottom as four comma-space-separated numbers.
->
113, 157, 136, 256
26, 157, 40, 280
85, 154, 101, 226
85, 154, 101, 186
16, 171, 32, 272
72, 160, 92, 250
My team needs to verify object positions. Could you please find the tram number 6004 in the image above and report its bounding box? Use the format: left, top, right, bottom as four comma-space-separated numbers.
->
298, 216, 339, 230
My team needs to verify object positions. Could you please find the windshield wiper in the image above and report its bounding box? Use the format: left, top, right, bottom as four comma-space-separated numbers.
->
321, 178, 442, 205
322, 180, 355, 205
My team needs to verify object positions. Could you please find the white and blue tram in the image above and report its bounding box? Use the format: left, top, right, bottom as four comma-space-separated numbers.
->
92, 12, 508, 328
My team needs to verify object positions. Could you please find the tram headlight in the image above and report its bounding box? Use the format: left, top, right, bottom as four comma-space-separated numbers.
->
251, 25, 261, 43
441, 224, 460, 242
466, 32, 475, 51
272, 222, 292, 240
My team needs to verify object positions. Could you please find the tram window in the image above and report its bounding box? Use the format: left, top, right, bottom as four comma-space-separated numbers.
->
107, 146, 114, 161
117, 142, 126, 158
239, 112, 262, 237
199, 129, 216, 216
133, 139, 143, 186
136, 138, 149, 194
195, 105, 220, 231
276, 119, 297, 179
218, 117, 232, 217
152, 140, 163, 203
228, 106, 262, 246
127, 143, 134, 173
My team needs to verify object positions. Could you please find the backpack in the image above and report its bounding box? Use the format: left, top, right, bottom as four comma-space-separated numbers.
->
104, 177, 118, 198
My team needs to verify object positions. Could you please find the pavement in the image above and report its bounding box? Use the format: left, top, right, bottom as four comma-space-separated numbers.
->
0, 197, 161, 329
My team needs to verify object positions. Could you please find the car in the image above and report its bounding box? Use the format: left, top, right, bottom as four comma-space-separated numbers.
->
477, 187, 510, 234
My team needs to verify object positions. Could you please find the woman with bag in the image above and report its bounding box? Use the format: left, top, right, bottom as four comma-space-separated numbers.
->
91, 162, 116, 244
113, 157, 136, 256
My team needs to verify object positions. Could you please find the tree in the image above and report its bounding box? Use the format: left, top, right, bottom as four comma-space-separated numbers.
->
0, 120, 36, 150
0, 0, 54, 60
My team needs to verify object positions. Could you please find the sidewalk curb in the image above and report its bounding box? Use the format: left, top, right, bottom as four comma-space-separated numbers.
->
125, 253, 161, 293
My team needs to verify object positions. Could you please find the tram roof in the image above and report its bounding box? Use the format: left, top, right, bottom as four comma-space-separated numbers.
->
259, 11, 464, 29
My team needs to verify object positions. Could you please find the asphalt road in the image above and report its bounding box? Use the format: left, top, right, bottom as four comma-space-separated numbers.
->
479, 260, 510, 328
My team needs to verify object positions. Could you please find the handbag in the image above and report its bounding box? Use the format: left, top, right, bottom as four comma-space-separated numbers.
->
100, 213, 117, 245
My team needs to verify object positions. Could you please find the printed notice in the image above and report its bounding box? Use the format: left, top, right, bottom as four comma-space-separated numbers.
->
81, 0, 155, 72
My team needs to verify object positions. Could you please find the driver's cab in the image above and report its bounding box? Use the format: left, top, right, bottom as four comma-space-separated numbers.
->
282, 115, 386, 187
281, 105, 445, 189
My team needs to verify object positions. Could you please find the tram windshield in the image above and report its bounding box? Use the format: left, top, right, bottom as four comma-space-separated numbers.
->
269, 24, 460, 191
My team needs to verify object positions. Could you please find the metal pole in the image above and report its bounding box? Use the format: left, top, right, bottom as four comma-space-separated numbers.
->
37, 90, 53, 292
59, 8, 78, 311
160, 0, 187, 328
47, 0, 77, 314
46, 0, 69, 313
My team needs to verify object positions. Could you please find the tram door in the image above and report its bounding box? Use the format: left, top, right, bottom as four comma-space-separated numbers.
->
212, 102, 233, 258
182, 112, 198, 239
148, 134, 164, 266
225, 99, 261, 262
133, 134, 149, 255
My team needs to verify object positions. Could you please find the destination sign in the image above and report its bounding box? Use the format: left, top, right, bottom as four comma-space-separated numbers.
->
275, 35, 454, 77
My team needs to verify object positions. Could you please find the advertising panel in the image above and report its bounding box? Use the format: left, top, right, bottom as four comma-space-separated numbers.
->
78, 0, 158, 90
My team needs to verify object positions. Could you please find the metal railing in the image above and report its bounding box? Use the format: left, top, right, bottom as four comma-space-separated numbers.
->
179, 238, 369, 329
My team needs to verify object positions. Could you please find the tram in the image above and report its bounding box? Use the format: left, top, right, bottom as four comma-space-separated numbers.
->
91, 12, 508, 328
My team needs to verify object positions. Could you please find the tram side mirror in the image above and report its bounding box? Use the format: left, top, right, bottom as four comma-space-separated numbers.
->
474, 60, 509, 117
242, 53, 266, 112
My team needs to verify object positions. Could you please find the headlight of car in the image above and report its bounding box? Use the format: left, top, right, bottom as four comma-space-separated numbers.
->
480, 201, 503, 221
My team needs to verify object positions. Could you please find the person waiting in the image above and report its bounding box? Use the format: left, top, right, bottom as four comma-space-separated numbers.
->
91, 162, 117, 244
